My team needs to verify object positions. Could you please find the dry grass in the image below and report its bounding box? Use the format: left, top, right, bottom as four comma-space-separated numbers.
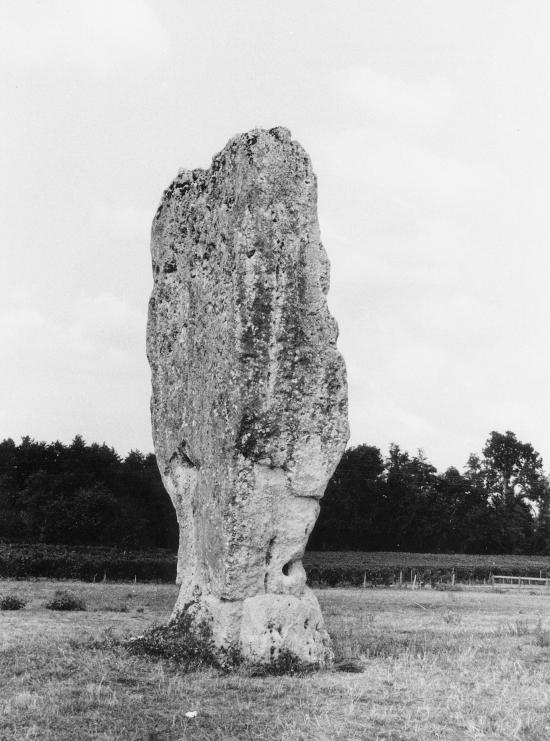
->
2, 581, 550, 739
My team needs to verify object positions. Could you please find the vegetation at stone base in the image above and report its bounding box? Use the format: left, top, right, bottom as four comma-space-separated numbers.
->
2, 429, 550, 557
126, 610, 318, 676
126, 609, 218, 671
3, 580, 550, 740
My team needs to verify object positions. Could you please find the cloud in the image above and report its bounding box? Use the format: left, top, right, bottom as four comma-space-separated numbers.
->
331, 66, 455, 127
75, 293, 144, 348
0, 290, 151, 452
90, 200, 152, 241
0, 0, 169, 76
314, 126, 506, 209
0, 292, 144, 382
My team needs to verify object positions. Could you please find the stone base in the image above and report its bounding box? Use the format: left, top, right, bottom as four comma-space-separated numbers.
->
240, 590, 333, 667
174, 587, 333, 668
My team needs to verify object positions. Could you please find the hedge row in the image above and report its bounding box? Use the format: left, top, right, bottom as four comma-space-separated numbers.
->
304, 550, 550, 574
0, 554, 177, 582
0, 556, 539, 587
0, 543, 550, 587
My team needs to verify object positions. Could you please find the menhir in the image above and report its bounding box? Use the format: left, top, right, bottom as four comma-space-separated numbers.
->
146, 127, 348, 666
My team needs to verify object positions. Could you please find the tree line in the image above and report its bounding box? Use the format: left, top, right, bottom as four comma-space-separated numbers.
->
0, 435, 178, 550
309, 431, 550, 554
0, 431, 549, 555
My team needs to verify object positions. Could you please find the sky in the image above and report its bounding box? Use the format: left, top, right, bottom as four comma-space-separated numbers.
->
2, 0, 550, 472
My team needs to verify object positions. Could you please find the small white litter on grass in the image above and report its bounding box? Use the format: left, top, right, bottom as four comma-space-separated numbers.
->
185, 711, 198, 719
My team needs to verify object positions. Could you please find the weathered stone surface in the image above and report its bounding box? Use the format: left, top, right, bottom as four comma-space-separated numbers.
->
146, 127, 348, 666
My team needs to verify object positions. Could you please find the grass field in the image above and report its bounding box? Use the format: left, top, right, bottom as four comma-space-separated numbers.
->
2, 581, 550, 740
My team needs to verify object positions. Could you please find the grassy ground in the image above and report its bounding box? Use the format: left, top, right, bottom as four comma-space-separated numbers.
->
2, 581, 550, 740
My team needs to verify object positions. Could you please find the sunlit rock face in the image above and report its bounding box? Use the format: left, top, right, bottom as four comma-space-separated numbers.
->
146, 127, 348, 666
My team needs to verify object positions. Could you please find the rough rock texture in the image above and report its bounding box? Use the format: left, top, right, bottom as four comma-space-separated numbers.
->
146, 127, 348, 666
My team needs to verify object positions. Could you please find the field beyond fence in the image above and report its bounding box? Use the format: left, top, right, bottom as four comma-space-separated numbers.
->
2, 542, 550, 586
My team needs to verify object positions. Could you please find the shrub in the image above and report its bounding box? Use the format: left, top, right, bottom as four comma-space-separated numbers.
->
45, 590, 86, 611
0, 594, 26, 610
126, 608, 320, 676
126, 609, 216, 671
0, 543, 177, 582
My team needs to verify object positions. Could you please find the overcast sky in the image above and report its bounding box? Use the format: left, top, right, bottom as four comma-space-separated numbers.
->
2, 0, 550, 471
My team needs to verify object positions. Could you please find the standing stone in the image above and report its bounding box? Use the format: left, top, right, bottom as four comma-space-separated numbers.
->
146, 127, 348, 667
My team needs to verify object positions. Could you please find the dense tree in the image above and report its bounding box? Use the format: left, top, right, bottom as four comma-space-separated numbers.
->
535, 478, 550, 554
462, 431, 546, 554
480, 431, 545, 505
1, 431, 548, 555
381, 446, 441, 551
308, 445, 384, 550
312, 431, 549, 554
437, 467, 490, 552
0, 436, 177, 550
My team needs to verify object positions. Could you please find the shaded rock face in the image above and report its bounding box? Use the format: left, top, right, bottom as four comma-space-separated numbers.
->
147, 127, 348, 666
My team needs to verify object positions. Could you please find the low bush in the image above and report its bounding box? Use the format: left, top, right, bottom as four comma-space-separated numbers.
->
45, 589, 86, 611
126, 609, 217, 671
0, 594, 26, 610
126, 608, 320, 676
